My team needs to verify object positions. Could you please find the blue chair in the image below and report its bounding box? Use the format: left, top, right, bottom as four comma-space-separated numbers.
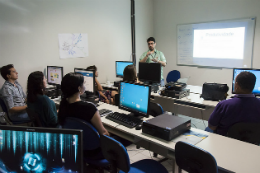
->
175, 141, 232, 173
63, 117, 110, 172
166, 70, 181, 83
100, 135, 168, 173
150, 102, 164, 117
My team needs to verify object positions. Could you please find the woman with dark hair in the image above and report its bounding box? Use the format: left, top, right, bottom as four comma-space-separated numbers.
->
58, 72, 109, 159
27, 71, 58, 127
123, 65, 138, 83
86, 65, 118, 104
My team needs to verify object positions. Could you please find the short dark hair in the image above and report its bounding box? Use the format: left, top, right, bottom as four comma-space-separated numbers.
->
147, 37, 155, 43
86, 65, 97, 73
236, 71, 256, 92
0, 64, 14, 81
27, 71, 45, 103
123, 65, 137, 83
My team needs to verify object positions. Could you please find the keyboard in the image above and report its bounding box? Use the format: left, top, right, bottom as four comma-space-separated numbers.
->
99, 109, 113, 117
106, 112, 143, 128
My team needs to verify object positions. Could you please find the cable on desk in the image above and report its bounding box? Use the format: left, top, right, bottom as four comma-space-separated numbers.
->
201, 109, 207, 128
192, 123, 197, 129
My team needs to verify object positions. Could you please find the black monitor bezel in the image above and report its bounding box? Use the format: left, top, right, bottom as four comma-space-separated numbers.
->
115, 61, 134, 78
138, 62, 161, 84
0, 125, 83, 173
74, 68, 96, 94
47, 66, 63, 86
232, 68, 260, 95
118, 81, 151, 118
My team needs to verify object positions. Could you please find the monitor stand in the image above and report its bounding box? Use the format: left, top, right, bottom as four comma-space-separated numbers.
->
47, 85, 61, 99
143, 81, 160, 93
80, 92, 99, 104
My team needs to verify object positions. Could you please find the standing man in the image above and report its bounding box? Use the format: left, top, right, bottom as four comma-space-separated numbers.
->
140, 37, 166, 86
0, 64, 29, 122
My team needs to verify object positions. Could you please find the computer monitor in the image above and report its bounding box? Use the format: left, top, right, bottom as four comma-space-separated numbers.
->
116, 61, 133, 78
119, 82, 151, 117
232, 68, 260, 95
74, 68, 95, 94
139, 62, 161, 84
47, 66, 63, 86
0, 125, 83, 173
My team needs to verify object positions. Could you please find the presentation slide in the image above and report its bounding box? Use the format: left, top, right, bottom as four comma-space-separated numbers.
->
75, 70, 94, 93
47, 67, 62, 85
177, 17, 255, 68
193, 27, 245, 59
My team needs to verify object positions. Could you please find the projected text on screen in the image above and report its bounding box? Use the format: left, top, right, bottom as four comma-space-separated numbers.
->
193, 27, 245, 59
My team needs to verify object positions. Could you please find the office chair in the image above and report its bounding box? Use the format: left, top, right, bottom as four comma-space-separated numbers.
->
0, 97, 31, 126
166, 70, 181, 83
150, 102, 164, 117
26, 108, 44, 127
175, 141, 218, 173
227, 122, 260, 145
63, 117, 110, 173
115, 94, 119, 106
100, 135, 168, 173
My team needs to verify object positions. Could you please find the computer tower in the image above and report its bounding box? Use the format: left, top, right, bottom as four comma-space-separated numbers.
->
142, 114, 191, 141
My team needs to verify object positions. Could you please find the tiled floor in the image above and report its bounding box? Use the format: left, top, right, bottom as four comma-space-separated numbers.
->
89, 114, 207, 173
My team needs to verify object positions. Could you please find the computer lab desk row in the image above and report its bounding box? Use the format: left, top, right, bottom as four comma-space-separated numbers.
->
101, 83, 218, 121
98, 103, 260, 173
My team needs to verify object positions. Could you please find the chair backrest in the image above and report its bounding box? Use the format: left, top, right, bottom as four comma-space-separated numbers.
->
63, 117, 100, 150
26, 108, 44, 127
175, 141, 218, 173
115, 94, 119, 106
100, 135, 130, 173
149, 102, 164, 117
166, 70, 181, 83
0, 97, 8, 114
227, 122, 260, 145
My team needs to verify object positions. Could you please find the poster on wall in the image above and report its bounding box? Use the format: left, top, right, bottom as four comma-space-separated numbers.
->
58, 33, 89, 59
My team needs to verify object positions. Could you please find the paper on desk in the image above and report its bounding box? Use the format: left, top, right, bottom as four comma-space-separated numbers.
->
172, 130, 208, 145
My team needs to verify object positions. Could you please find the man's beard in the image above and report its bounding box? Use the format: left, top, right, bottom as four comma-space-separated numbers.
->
149, 47, 154, 51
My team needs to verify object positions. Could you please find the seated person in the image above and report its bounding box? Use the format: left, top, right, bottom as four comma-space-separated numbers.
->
27, 71, 58, 127
58, 72, 109, 159
0, 64, 29, 122
123, 65, 139, 83
86, 65, 118, 104
207, 71, 260, 136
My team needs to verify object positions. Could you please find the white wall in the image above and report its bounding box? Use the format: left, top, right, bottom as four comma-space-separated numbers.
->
135, 0, 154, 72
154, 0, 260, 93
0, 0, 132, 90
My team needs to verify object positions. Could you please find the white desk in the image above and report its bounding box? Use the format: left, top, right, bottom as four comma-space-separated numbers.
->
151, 92, 218, 120
98, 103, 260, 173
101, 83, 218, 120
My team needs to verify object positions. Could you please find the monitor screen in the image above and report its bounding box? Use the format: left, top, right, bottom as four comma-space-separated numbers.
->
116, 61, 133, 78
74, 68, 95, 93
232, 68, 260, 95
0, 125, 83, 173
47, 66, 63, 85
139, 62, 161, 83
119, 82, 151, 117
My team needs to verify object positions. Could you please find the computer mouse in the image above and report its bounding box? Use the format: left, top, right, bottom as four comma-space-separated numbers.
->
135, 124, 142, 130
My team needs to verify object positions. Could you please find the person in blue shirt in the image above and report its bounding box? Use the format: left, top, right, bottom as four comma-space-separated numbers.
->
27, 71, 58, 127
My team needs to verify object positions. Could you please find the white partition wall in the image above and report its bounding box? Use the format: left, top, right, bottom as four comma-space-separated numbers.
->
0, 0, 133, 89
